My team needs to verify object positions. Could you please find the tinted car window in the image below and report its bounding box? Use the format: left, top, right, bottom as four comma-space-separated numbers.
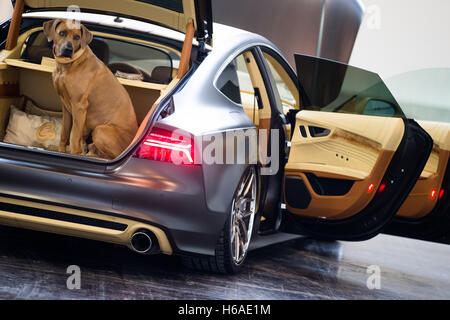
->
295, 54, 405, 118
217, 58, 241, 104
363, 100, 396, 117
217, 53, 255, 106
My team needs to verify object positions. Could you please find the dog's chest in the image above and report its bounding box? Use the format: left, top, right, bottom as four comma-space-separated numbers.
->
53, 69, 74, 112
53, 72, 65, 94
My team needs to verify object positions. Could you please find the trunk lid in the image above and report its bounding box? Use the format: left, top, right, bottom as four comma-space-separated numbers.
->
24, 0, 213, 44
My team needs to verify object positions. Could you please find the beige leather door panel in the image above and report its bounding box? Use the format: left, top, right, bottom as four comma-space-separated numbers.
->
396, 121, 450, 219
284, 110, 405, 219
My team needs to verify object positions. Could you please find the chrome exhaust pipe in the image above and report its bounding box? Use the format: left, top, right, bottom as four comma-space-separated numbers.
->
130, 230, 153, 254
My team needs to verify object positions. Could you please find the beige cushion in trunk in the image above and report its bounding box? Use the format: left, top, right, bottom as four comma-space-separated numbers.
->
4, 106, 62, 151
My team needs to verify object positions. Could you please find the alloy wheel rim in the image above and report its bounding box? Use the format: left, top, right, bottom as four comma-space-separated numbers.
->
230, 167, 257, 265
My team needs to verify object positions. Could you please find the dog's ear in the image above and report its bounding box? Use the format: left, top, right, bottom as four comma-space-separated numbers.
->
43, 19, 63, 42
80, 25, 93, 48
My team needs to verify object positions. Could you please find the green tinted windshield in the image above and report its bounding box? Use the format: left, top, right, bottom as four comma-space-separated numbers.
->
294, 54, 405, 118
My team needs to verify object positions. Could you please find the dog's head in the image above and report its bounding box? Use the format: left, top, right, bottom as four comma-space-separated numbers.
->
43, 19, 93, 59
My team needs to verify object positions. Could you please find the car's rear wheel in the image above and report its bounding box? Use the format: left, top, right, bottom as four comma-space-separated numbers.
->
182, 166, 259, 274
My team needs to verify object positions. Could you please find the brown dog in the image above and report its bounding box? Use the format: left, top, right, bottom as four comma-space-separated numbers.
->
43, 19, 138, 159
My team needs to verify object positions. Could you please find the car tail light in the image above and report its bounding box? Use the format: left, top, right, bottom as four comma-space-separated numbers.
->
367, 183, 375, 193
439, 189, 445, 199
430, 189, 437, 200
135, 127, 195, 165
378, 183, 386, 193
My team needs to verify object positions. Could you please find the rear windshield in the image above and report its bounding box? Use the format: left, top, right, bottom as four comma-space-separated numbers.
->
295, 54, 405, 118
21, 30, 178, 84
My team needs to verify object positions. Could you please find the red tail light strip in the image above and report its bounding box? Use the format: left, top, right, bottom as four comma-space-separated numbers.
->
136, 127, 195, 165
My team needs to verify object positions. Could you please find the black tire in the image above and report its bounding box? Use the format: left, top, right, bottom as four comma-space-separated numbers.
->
181, 166, 259, 274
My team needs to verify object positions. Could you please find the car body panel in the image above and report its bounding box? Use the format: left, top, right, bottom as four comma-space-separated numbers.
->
159, 34, 270, 217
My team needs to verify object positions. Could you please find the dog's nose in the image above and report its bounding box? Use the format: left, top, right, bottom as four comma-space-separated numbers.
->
61, 43, 74, 58
66, 42, 73, 49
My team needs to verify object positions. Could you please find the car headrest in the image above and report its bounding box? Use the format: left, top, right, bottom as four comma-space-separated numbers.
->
22, 32, 53, 64
26, 46, 53, 64
89, 39, 110, 64
150, 66, 172, 84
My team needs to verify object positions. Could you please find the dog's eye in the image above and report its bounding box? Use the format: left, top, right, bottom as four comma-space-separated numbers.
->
59, 31, 66, 37
73, 35, 81, 41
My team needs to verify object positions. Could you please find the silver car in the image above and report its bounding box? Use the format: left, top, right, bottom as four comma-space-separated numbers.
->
0, 1, 446, 274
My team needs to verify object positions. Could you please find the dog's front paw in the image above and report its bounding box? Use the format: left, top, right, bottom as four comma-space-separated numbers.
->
70, 149, 82, 155
58, 144, 67, 153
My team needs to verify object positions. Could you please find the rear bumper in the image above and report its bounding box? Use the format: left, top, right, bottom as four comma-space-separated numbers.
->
0, 194, 173, 254
0, 157, 229, 256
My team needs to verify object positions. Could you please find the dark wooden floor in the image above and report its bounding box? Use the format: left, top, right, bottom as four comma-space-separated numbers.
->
0, 225, 449, 299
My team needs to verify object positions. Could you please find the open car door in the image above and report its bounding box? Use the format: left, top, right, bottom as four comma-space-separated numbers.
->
384, 121, 450, 243
280, 54, 433, 241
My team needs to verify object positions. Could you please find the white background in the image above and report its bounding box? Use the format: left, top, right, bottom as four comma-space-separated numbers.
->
0, 0, 13, 24
350, 0, 450, 121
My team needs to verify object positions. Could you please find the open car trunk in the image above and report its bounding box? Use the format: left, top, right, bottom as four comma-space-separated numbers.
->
0, 0, 212, 166
0, 60, 173, 147
0, 11, 197, 165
